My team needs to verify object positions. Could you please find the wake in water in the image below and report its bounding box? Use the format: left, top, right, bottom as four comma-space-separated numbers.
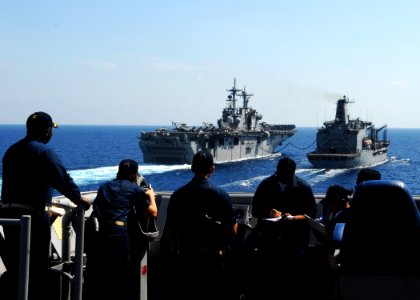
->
68, 164, 191, 187
297, 168, 350, 186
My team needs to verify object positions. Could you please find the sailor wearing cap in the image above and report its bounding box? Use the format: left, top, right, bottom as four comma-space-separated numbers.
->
1, 111, 90, 300
84, 159, 157, 300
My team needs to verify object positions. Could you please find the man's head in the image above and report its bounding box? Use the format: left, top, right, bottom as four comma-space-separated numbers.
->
117, 159, 139, 181
276, 157, 296, 185
321, 184, 353, 209
191, 150, 214, 176
356, 168, 381, 185
26, 112, 58, 142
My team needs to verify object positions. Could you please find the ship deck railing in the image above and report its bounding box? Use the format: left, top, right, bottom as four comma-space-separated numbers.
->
2, 191, 420, 300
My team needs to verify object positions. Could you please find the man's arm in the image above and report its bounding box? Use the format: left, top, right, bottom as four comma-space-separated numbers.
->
144, 188, 158, 218
45, 149, 88, 208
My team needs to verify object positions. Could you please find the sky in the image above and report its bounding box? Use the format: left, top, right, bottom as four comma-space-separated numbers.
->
1, 1, 420, 128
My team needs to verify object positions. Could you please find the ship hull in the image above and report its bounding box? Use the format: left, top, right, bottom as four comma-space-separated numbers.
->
140, 131, 294, 164
307, 147, 388, 169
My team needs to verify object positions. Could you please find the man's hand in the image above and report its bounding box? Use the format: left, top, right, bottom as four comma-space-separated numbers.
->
270, 208, 282, 218
80, 195, 91, 210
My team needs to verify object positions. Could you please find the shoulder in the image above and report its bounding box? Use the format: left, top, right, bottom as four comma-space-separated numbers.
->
257, 174, 277, 188
100, 180, 116, 189
171, 181, 191, 197
29, 141, 60, 160
295, 176, 311, 189
26, 139, 49, 150
124, 180, 145, 194
209, 184, 230, 199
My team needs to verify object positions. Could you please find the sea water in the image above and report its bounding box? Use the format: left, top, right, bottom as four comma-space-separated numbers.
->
0, 125, 419, 196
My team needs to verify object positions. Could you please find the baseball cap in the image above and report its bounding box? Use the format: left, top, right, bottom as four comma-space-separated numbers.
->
192, 150, 214, 173
26, 112, 58, 130
118, 159, 139, 177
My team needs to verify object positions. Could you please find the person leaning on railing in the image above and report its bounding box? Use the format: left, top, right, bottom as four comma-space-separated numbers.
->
0, 112, 90, 300
83, 159, 157, 300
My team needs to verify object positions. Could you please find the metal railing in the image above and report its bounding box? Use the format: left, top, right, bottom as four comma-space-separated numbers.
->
0, 204, 85, 300
48, 204, 85, 300
0, 215, 31, 300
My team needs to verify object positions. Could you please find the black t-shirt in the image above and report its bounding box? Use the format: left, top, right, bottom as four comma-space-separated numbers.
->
166, 176, 236, 251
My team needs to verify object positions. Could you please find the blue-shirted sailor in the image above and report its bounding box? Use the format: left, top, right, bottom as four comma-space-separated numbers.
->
84, 159, 157, 300
1, 111, 91, 300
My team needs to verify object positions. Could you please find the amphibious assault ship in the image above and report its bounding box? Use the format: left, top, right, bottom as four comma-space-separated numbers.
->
307, 95, 390, 169
139, 79, 296, 164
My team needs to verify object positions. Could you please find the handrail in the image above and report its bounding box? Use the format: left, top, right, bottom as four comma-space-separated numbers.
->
0, 215, 31, 300
73, 205, 85, 300
49, 203, 85, 300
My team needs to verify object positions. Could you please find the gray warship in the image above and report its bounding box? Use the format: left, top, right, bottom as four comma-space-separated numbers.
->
139, 79, 296, 164
307, 95, 390, 169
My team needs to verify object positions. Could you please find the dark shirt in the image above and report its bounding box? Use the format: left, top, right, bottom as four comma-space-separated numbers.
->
248, 173, 317, 299
92, 179, 150, 223
165, 176, 237, 300
251, 173, 317, 256
1, 136, 82, 300
1, 137, 81, 208
252, 173, 317, 219
166, 176, 237, 252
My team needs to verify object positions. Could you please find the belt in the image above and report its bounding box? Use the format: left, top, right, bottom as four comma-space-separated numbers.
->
1, 203, 63, 216
1, 203, 39, 211
106, 220, 127, 227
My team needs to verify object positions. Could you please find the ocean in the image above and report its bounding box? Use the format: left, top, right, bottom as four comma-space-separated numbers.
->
0, 125, 419, 196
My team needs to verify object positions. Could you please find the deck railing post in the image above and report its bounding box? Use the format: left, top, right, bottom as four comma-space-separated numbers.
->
0, 215, 31, 300
18, 215, 31, 300
73, 205, 85, 300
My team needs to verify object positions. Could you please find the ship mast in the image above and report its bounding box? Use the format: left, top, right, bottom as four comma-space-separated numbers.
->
240, 86, 253, 110
226, 78, 242, 111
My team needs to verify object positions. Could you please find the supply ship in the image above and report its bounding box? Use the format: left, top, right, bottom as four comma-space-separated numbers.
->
139, 79, 296, 164
307, 95, 390, 169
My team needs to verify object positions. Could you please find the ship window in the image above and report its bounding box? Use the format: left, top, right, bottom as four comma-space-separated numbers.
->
246, 147, 251, 154
219, 138, 224, 146
234, 137, 239, 145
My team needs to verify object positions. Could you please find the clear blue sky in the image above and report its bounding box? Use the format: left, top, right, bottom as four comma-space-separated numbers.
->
1, 1, 419, 128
